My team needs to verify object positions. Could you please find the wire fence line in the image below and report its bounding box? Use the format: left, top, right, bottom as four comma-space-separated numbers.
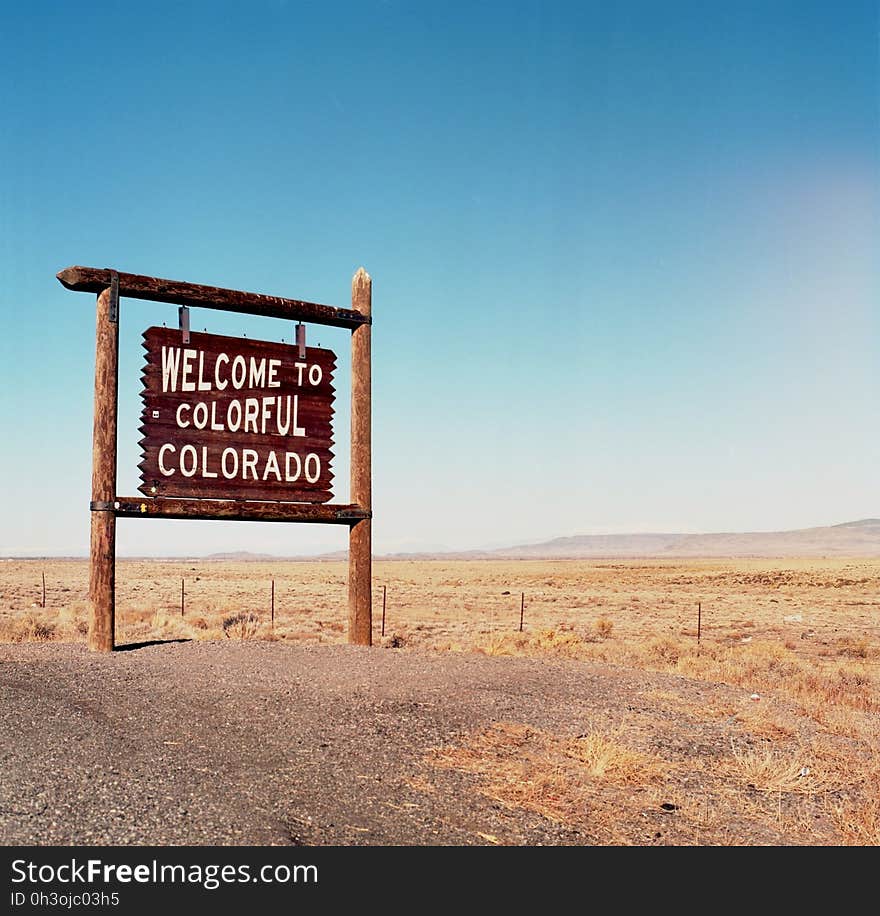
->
19, 567, 880, 642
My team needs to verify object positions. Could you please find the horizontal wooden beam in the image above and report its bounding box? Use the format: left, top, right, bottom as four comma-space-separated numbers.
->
57, 266, 371, 329
107, 497, 370, 524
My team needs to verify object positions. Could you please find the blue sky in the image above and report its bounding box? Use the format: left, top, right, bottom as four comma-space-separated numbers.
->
1, 1, 877, 556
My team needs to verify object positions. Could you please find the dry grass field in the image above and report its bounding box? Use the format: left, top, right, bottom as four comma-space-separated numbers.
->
2, 555, 878, 845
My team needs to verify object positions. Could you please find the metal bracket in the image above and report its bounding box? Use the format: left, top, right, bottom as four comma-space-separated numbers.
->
335, 508, 372, 521
179, 305, 190, 344
295, 322, 306, 358
108, 270, 119, 323
90, 500, 118, 512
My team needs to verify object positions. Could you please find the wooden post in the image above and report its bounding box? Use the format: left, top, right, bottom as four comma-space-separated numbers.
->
88, 285, 119, 651
181, 578, 185, 617
41, 572, 46, 609
381, 584, 387, 637
348, 267, 372, 645
697, 602, 701, 642
271, 579, 275, 627
519, 592, 525, 632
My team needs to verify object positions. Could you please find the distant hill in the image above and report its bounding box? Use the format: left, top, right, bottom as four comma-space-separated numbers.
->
185, 519, 880, 561
203, 550, 281, 561
201, 549, 347, 561
486, 519, 880, 559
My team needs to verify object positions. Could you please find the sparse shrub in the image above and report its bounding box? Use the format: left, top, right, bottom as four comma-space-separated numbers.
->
594, 617, 614, 640
647, 635, 681, 665
222, 611, 259, 639
29, 617, 56, 642
191, 616, 209, 630
833, 798, 880, 846
836, 636, 872, 659
738, 640, 803, 680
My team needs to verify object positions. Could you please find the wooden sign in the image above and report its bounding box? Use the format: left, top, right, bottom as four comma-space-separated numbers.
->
139, 327, 335, 502
59, 264, 372, 652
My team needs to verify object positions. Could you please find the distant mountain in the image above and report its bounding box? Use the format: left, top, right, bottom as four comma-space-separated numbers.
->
203, 550, 281, 561
489, 532, 681, 558
486, 519, 880, 559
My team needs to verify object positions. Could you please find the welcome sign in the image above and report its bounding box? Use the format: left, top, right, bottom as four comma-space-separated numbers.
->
139, 326, 335, 502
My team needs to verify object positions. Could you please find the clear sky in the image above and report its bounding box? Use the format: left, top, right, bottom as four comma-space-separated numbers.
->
1, 1, 877, 556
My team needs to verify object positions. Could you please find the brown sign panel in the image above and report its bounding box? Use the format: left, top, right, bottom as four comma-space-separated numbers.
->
139, 327, 335, 502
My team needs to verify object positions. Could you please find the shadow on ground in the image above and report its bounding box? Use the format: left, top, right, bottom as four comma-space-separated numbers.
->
114, 638, 193, 652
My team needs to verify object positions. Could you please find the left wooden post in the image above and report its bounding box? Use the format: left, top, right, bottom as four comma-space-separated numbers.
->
88, 282, 119, 651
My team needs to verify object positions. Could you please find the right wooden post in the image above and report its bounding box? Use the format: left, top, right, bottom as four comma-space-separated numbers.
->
348, 267, 372, 645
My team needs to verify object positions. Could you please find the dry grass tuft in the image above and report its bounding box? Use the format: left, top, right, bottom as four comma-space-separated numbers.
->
0, 613, 56, 643
429, 722, 666, 829
564, 730, 660, 780
478, 628, 591, 659
833, 798, 880, 846
835, 636, 875, 659
724, 741, 817, 794
735, 704, 798, 741
222, 611, 260, 639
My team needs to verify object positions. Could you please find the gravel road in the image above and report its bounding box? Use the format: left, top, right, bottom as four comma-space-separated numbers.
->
0, 640, 741, 846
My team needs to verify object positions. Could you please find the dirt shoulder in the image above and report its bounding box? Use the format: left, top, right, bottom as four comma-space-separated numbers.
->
0, 641, 849, 846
